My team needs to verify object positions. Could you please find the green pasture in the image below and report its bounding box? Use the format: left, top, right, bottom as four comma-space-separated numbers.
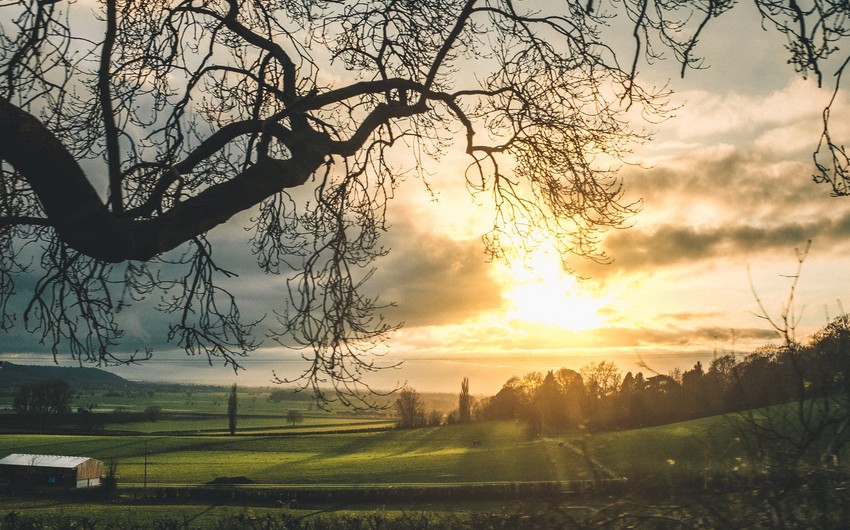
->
0, 385, 385, 416
0, 415, 775, 529
0, 383, 395, 434
576, 415, 745, 485
0, 422, 598, 485
0, 412, 756, 487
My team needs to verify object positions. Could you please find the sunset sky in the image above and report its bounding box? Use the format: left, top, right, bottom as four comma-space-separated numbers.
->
3, 2, 850, 395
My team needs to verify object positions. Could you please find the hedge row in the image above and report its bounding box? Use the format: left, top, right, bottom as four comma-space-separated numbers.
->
143, 481, 564, 504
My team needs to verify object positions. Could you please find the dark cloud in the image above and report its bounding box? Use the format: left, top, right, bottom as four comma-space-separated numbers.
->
575, 146, 850, 277
624, 147, 840, 216
204, 207, 505, 328
579, 325, 776, 349
600, 222, 800, 269
214, 212, 505, 328
658, 311, 726, 322
374, 223, 504, 327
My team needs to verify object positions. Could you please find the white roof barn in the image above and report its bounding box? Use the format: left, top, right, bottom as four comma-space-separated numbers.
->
0, 453, 103, 489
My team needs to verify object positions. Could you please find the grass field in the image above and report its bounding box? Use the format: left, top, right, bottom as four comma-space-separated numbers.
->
0, 381, 759, 528
0, 421, 601, 485
0, 413, 764, 529
0, 417, 743, 487
0, 376, 747, 488
0, 497, 559, 529
580, 415, 743, 483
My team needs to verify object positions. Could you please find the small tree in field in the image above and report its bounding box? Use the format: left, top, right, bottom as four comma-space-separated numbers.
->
395, 386, 426, 429
286, 409, 304, 427
227, 383, 238, 435
101, 460, 119, 499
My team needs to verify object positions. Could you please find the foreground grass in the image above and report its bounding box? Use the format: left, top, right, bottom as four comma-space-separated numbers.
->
577, 415, 744, 484
1, 499, 284, 529
0, 499, 578, 530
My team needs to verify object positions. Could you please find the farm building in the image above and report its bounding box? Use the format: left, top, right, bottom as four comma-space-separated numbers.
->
0, 453, 103, 490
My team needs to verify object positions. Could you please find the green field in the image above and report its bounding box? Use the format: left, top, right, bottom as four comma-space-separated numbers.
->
0, 412, 775, 529
0, 380, 749, 488
580, 415, 742, 482
0, 382, 767, 528
0, 416, 741, 487
0, 421, 604, 485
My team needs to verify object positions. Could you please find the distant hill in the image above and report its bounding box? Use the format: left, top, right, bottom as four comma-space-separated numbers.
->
0, 362, 131, 391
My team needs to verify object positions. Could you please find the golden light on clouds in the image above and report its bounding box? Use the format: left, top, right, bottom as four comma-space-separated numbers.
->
501, 249, 608, 331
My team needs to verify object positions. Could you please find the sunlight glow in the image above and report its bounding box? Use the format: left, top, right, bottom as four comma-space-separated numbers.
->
502, 250, 608, 331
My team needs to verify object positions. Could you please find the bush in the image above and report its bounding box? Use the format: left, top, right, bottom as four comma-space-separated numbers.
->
144, 405, 162, 421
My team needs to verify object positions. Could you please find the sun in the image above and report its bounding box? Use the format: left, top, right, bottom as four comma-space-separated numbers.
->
501, 251, 608, 331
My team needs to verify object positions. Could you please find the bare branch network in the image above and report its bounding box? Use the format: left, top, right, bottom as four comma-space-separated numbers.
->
0, 0, 847, 405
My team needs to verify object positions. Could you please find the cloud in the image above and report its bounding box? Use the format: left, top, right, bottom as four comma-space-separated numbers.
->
597, 221, 812, 271
387, 317, 780, 364
580, 213, 850, 279
658, 311, 725, 322
576, 141, 850, 278
661, 78, 829, 149
374, 222, 504, 327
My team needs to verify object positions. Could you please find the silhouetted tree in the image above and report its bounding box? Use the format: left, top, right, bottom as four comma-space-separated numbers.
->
554, 368, 586, 427
458, 377, 472, 424
427, 409, 443, 427
480, 384, 523, 421
535, 371, 560, 434
395, 386, 426, 429
227, 383, 238, 435
0, 0, 656, 407
679, 361, 710, 420
4, 0, 845, 407
581, 361, 621, 428
615, 371, 637, 427
267, 389, 289, 403
13, 379, 73, 420
144, 405, 162, 422
101, 460, 120, 499
286, 409, 304, 426
642, 374, 680, 425
705, 354, 738, 414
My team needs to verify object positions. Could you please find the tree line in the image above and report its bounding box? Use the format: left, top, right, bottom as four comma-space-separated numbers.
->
482, 315, 850, 432
396, 315, 850, 434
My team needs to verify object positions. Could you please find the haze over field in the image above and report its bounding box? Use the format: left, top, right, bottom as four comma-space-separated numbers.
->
2, 2, 849, 395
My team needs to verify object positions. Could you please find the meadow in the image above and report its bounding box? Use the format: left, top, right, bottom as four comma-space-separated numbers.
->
0, 413, 755, 529
0, 383, 771, 529
0, 381, 746, 487
0, 421, 604, 485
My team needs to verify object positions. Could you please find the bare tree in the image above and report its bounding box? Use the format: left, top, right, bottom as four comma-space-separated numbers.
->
734, 243, 850, 527
1, 0, 848, 407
